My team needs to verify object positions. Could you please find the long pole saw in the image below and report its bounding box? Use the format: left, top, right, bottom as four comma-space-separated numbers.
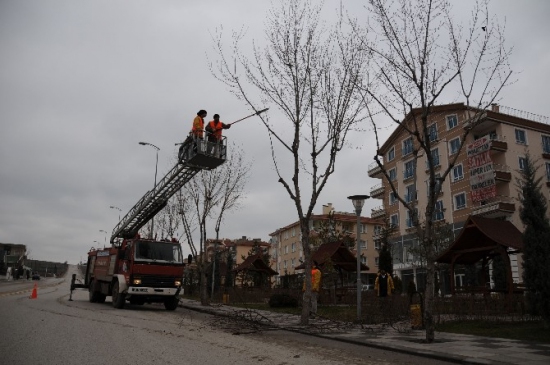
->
228, 108, 269, 126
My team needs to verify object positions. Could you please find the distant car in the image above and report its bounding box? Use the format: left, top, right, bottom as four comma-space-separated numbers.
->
347, 282, 372, 292
32, 272, 40, 280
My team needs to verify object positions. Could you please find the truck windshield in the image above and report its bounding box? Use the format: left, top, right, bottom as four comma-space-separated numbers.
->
134, 241, 183, 263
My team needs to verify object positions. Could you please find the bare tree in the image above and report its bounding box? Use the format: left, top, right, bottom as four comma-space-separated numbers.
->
211, 0, 370, 324
353, 0, 513, 342
177, 145, 250, 305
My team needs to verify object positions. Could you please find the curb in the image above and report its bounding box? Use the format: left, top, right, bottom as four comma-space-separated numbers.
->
177, 301, 495, 365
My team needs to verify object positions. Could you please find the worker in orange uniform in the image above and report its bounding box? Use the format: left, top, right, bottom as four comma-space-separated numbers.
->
302, 262, 322, 317
192, 110, 207, 139
179, 110, 207, 163
205, 114, 231, 157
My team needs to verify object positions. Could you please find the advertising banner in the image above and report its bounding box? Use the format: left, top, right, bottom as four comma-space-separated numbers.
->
467, 135, 496, 202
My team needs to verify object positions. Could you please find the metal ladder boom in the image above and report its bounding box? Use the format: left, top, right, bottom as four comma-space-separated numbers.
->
110, 163, 201, 242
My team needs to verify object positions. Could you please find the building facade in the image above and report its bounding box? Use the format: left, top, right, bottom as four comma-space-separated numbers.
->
269, 203, 384, 287
368, 103, 550, 292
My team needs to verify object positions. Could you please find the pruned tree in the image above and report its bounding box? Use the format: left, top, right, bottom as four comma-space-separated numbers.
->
211, 0, 370, 324
352, 0, 513, 342
518, 153, 550, 328
177, 146, 250, 305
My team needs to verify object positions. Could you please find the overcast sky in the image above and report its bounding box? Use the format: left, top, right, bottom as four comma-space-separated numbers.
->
1, 0, 549, 264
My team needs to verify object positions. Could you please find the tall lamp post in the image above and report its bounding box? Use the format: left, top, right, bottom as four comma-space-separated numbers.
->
139, 141, 160, 239
99, 230, 108, 246
348, 194, 370, 321
110, 205, 122, 221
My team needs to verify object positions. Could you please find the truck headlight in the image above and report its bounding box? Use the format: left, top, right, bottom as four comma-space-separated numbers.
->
174, 280, 182, 287
133, 278, 142, 285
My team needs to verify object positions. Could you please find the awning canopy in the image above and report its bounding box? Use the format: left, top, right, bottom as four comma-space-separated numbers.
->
295, 241, 369, 272
436, 216, 523, 265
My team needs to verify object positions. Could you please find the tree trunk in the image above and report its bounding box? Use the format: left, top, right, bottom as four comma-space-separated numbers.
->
300, 220, 312, 325
424, 255, 435, 342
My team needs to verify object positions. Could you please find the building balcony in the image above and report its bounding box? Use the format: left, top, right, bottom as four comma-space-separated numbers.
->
493, 164, 512, 183
471, 195, 515, 218
368, 161, 383, 178
490, 135, 508, 152
371, 205, 386, 219
370, 183, 384, 198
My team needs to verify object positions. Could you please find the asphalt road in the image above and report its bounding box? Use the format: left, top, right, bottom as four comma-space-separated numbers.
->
0, 268, 452, 365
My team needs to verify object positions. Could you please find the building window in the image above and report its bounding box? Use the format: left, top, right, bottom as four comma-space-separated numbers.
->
291, 243, 296, 252
284, 260, 287, 269
291, 227, 296, 237
291, 258, 295, 268
374, 225, 382, 236
449, 137, 460, 155
390, 214, 399, 228
375, 257, 380, 266
452, 164, 464, 182
404, 160, 415, 179
543, 136, 550, 154
426, 148, 440, 168
361, 256, 367, 265
402, 137, 413, 156
360, 240, 367, 249
285, 245, 289, 254
406, 209, 418, 228
428, 123, 438, 142
405, 184, 416, 203
427, 174, 441, 196
446, 114, 458, 129
546, 163, 550, 181
454, 192, 466, 210
389, 191, 397, 205
360, 224, 367, 233
515, 129, 527, 145
434, 200, 444, 221
387, 146, 395, 161
519, 156, 527, 171
374, 239, 381, 250
388, 167, 397, 181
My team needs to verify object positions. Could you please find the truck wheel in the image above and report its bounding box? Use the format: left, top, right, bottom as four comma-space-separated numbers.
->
164, 296, 179, 311
89, 280, 98, 303
111, 281, 125, 309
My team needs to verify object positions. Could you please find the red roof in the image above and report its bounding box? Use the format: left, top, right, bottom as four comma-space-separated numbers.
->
436, 216, 523, 264
295, 241, 369, 272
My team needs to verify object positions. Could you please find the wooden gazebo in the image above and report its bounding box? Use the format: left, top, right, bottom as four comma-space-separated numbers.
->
295, 241, 369, 285
436, 216, 523, 296
232, 253, 278, 288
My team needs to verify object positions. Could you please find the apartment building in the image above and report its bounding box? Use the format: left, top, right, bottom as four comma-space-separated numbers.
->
205, 236, 271, 266
368, 103, 550, 291
269, 203, 385, 286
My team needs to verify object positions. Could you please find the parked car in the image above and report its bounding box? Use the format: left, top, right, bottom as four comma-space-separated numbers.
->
32, 272, 40, 280
347, 282, 372, 292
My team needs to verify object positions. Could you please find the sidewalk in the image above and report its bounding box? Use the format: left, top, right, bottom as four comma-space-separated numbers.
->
178, 298, 550, 365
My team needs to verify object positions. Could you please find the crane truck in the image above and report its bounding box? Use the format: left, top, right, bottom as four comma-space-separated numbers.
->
70, 109, 268, 310
70, 133, 228, 310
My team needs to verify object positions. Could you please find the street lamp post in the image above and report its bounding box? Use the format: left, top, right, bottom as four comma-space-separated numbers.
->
110, 205, 122, 221
348, 194, 370, 322
99, 230, 108, 247
139, 141, 160, 239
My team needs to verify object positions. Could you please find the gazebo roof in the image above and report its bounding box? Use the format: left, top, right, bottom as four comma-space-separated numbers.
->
436, 216, 523, 264
232, 253, 278, 275
295, 241, 369, 272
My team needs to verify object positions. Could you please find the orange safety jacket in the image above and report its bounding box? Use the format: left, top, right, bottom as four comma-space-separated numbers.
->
192, 115, 204, 138
207, 120, 225, 141
302, 268, 322, 292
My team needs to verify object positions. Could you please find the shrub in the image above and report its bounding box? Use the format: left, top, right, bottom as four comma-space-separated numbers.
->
269, 294, 298, 308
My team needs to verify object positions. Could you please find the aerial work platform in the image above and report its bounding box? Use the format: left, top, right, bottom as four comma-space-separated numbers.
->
110, 108, 268, 244
110, 136, 227, 243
